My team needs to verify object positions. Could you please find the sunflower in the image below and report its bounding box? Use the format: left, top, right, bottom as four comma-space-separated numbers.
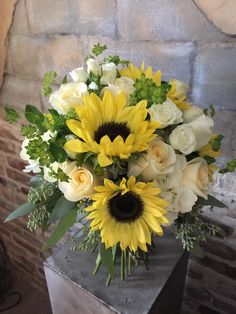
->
120, 63, 162, 86
167, 80, 191, 110
86, 176, 169, 252
64, 91, 158, 167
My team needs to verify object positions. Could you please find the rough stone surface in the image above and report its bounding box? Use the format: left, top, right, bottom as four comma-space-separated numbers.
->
195, 0, 236, 35
192, 44, 236, 110
117, 0, 226, 42
10, 0, 29, 35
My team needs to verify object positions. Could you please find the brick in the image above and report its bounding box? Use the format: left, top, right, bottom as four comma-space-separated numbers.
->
192, 43, 236, 110
10, 0, 29, 35
0, 125, 21, 142
7, 156, 26, 171
0, 74, 42, 112
11, 233, 40, 256
0, 138, 18, 154
6, 167, 30, 184
117, 0, 226, 42
9, 34, 86, 80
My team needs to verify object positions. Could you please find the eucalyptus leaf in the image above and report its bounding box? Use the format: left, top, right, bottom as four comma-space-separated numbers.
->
48, 195, 76, 223
29, 175, 44, 188
4, 202, 35, 222
99, 242, 115, 278
49, 142, 67, 163
25, 104, 44, 126
43, 208, 77, 251
197, 195, 227, 208
190, 243, 204, 258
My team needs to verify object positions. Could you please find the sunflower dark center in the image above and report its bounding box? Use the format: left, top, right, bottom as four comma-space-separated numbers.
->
108, 191, 144, 222
94, 122, 130, 143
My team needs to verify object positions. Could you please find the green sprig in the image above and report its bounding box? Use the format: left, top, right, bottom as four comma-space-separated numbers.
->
91, 43, 107, 56
5, 106, 20, 124
219, 159, 236, 174
42, 71, 57, 96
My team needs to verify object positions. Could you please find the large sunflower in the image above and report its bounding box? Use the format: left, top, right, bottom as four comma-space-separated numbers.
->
86, 176, 168, 252
64, 91, 158, 167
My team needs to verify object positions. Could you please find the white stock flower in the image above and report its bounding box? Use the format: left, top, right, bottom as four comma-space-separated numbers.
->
88, 82, 98, 90
43, 162, 60, 183
58, 162, 96, 202
20, 139, 41, 173
69, 67, 88, 83
100, 62, 117, 85
183, 106, 203, 123
41, 130, 56, 142
49, 82, 88, 114
188, 115, 214, 150
169, 124, 197, 155
86, 58, 101, 76
148, 98, 183, 128
101, 77, 134, 98
182, 157, 210, 198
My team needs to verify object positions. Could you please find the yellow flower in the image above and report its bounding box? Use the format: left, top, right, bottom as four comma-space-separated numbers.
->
86, 176, 168, 252
64, 91, 158, 167
120, 63, 162, 86
167, 80, 191, 110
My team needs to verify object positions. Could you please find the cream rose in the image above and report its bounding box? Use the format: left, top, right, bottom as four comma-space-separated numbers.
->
20, 139, 41, 173
182, 157, 210, 198
188, 115, 214, 150
148, 98, 183, 128
183, 106, 203, 123
169, 79, 188, 97
166, 155, 187, 189
49, 82, 88, 114
102, 77, 135, 98
127, 154, 149, 178
86, 58, 101, 76
169, 124, 197, 155
100, 62, 117, 85
69, 67, 88, 83
58, 162, 96, 202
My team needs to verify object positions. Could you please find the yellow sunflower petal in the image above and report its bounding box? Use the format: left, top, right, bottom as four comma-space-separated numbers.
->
64, 139, 90, 153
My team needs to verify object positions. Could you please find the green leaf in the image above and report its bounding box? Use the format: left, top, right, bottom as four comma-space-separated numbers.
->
190, 243, 204, 258
212, 135, 224, 151
42, 71, 57, 96
4, 202, 35, 222
5, 106, 20, 124
43, 208, 77, 250
203, 155, 216, 165
93, 253, 102, 275
99, 242, 115, 278
28, 175, 44, 188
197, 195, 227, 208
25, 104, 44, 126
61, 75, 68, 84
91, 43, 107, 56
48, 196, 76, 223
49, 142, 67, 162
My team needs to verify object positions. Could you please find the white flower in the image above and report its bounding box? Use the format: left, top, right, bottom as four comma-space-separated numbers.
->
169, 124, 197, 155
148, 98, 183, 128
43, 162, 60, 183
188, 115, 214, 150
166, 155, 187, 189
49, 82, 88, 114
182, 157, 210, 198
100, 62, 117, 85
41, 130, 56, 142
101, 77, 134, 98
58, 162, 96, 202
69, 67, 88, 83
20, 139, 41, 173
86, 58, 101, 76
89, 82, 98, 90
128, 154, 149, 178
64, 135, 77, 160
173, 186, 197, 214
170, 79, 189, 97
183, 106, 203, 123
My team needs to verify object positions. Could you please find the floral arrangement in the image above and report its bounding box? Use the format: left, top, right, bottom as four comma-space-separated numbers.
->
4, 43, 236, 284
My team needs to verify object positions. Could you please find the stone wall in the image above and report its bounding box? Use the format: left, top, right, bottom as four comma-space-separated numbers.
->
0, 0, 235, 311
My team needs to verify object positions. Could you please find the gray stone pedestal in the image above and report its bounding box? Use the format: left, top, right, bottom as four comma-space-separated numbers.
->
44, 230, 188, 314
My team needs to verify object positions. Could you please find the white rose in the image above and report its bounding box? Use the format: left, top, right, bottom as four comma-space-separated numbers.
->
101, 77, 134, 98
20, 139, 41, 173
166, 155, 187, 189
100, 62, 117, 85
188, 115, 214, 150
169, 124, 197, 155
148, 98, 183, 128
86, 58, 101, 76
127, 154, 149, 178
43, 162, 60, 183
49, 82, 88, 114
183, 106, 203, 123
170, 79, 189, 97
58, 162, 96, 202
182, 157, 210, 198
69, 67, 88, 83
173, 186, 197, 213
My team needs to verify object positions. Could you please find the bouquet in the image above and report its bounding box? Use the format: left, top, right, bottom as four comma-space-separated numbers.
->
4, 43, 236, 284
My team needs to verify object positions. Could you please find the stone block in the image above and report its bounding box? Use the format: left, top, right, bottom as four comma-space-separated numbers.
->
117, 0, 226, 42
0, 74, 42, 111
10, 0, 29, 35
9, 34, 85, 80
192, 44, 236, 110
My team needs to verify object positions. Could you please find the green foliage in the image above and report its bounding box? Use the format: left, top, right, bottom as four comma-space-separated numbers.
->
26, 137, 52, 166
174, 204, 221, 253
25, 104, 45, 126
5, 106, 20, 124
91, 43, 107, 56
48, 167, 69, 182
104, 55, 130, 66
28, 182, 57, 204
61, 75, 67, 84
203, 105, 216, 117
42, 71, 57, 96
21, 124, 43, 138
203, 155, 216, 165
27, 205, 50, 231
219, 159, 236, 174
212, 134, 224, 151
130, 75, 171, 107
197, 195, 227, 208
28, 175, 44, 188
49, 142, 67, 163
99, 242, 115, 278
4, 202, 35, 222
48, 196, 76, 223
